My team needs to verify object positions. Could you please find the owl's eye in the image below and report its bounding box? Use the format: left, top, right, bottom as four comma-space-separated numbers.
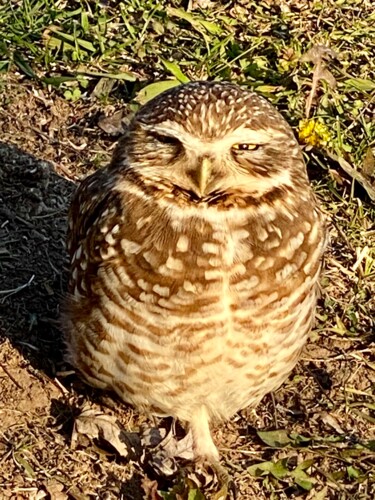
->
232, 143, 259, 152
151, 132, 182, 147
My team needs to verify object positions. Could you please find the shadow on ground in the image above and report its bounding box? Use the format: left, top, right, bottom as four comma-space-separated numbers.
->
0, 141, 74, 373
0, 142, 146, 498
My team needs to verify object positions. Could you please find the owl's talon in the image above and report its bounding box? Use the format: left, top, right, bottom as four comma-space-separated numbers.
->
210, 460, 236, 500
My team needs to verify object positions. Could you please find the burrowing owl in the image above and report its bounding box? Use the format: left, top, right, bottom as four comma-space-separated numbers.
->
64, 81, 325, 476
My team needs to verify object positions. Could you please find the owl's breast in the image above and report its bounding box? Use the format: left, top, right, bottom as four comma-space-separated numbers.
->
115, 201, 322, 318
68, 196, 324, 421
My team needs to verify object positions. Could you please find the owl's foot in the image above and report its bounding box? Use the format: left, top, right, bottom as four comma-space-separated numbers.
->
187, 406, 236, 498
190, 458, 235, 500
209, 459, 236, 500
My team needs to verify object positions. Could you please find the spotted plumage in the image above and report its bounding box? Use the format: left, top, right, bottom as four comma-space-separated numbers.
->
64, 81, 326, 471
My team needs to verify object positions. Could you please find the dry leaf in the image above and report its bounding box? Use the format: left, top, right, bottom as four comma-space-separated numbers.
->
300, 45, 338, 64
141, 426, 195, 461
147, 450, 179, 477
329, 169, 345, 185
91, 77, 115, 99
318, 67, 337, 89
362, 147, 375, 179
141, 426, 167, 448
141, 477, 163, 500
44, 480, 69, 500
140, 427, 195, 477
98, 110, 126, 136
161, 430, 195, 461
321, 412, 345, 434
72, 408, 137, 458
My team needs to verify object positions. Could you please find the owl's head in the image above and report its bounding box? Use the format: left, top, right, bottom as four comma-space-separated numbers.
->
113, 81, 308, 204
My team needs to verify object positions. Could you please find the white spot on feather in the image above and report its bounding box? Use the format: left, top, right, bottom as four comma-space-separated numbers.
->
165, 256, 184, 271
183, 280, 197, 293
80, 260, 87, 271
105, 232, 116, 245
275, 263, 297, 282
100, 246, 117, 259
137, 279, 150, 291
73, 245, 82, 262
143, 250, 160, 267
153, 284, 170, 297
256, 227, 268, 242
204, 269, 222, 280
176, 235, 189, 252
202, 242, 219, 254
279, 232, 304, 260
121, 239, 141, 255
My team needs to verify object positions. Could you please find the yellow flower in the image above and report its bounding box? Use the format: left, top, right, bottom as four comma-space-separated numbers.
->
298, 119, 331, 147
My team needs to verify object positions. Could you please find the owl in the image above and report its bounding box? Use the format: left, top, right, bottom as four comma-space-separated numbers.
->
64, 81, 326, 485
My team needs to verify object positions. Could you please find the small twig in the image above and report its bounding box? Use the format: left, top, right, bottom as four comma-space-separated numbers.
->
43, 245, 61, 275
305, 57, 322, 118
301, 348, 374, 364
344, 387, 375, 399
324, 149, 375, 201
301, 45, 338, 118
0, 274, 35, 300
16, 342, 39, 352
55, 162, 77, 180
0, 363, 23, 390
53, 377, 70, 396
270, 392, 279, 429
14, 215, 38, 230
219, 446, 262, 457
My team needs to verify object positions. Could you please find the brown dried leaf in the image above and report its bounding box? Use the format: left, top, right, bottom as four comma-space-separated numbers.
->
98, 110, 126, 136
300, 45, 338, 64
362, 147, 375, 179
321, 412, 345, 434
72, 408, 130, 458
142, 477, 163, 500
329, 169, 345, 185
147, 451, 178, 477
141, 426, 167, 448
44, 480, 69, 500
318, 67, 337, 89
161, 429, 195, 461
91, 77, 115, 99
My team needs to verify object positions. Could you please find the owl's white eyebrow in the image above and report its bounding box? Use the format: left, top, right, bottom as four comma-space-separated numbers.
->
142, 121, 285, 149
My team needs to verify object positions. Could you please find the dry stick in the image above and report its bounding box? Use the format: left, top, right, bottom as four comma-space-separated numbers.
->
305, 57, 322, 119
324, 150, 375, 202
302, 45, 337, 119
0, 274, 35, 300
0, 363, 23, 390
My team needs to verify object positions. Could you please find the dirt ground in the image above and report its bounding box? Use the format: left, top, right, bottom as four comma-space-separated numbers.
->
0, 76, 374, 499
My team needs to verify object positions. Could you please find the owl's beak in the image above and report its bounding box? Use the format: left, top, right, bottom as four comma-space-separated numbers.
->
197, 157, 212, 196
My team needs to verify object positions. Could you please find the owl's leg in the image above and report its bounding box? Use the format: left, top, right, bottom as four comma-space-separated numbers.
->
190, 405, 219, 463
190, 406, 234, 499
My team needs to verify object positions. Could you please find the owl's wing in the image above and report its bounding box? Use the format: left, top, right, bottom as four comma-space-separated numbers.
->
67, 168, 124, 263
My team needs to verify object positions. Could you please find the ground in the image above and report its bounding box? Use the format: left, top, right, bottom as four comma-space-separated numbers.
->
0, 1, 374, 499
